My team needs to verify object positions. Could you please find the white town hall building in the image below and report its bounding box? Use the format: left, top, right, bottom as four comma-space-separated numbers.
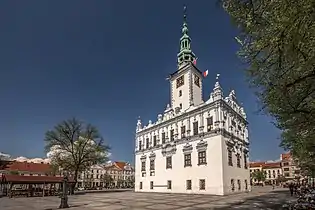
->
134, 8, 250, 195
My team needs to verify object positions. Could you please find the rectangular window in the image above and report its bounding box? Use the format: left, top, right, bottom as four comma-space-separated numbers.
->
167, 180, 172, 189
193, 122, 199, 135
284, 168, 289, 171
184, 153, 192, 167
140, 182, 143, 189
146, 138, 149, 149
198, 151, 207, 165
176, 75, 184, 88
181, 126, 186, 138
150, 181, 153, 189
207, 117, 213, 132
245, 180, 248, 190
141, 161, 146, 172
139, 141, 142, 150
166, 157, 172, 169
237, 179, 241, 190
283, 162, 289, 166
236, 154, 241, 168
170, 129, 174, 141
228, 150, 233, 166
150, 159, 155, 171
199, 179, 206, 190
186, 180, 192, 190
153, 135, 157, 146
284, 173, 290, 177
231, 179, 235, 192
162, 132, 166, 144
231, 120, 236, 127
194, 74, 200, 87
244, 154, 248, 169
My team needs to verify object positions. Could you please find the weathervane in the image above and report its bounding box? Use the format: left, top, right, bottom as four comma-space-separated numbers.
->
216, 74, 220, 81
183, 5, 187, 20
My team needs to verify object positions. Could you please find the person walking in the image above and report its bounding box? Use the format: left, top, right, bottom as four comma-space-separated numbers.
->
289, 183, 294, 196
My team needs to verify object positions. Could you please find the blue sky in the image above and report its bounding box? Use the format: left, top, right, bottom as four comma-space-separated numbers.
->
0, 1, 284, 163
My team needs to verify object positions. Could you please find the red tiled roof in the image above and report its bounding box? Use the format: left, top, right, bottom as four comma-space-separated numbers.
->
263, 162, 282, 169
114, 162, 127, 170
249, 162, 265, 168
281, 152, 291, 161
1, 174, 75, 184
5, 161, 52, 174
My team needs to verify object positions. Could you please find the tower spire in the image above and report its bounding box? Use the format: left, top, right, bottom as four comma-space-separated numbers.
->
177, 5, 196, 68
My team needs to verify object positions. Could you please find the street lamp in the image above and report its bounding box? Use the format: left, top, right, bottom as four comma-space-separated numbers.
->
59, 172, 69, 209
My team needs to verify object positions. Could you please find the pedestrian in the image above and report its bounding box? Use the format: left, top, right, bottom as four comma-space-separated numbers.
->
272, 184, 275, 190
289, 183, 294, 196
294, 184, 298, 195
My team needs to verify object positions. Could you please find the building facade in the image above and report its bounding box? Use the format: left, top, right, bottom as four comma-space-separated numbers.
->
77, 161, 134, 188
134, 8, 250, 195
249, 162, 282, 185
0, 161, 55, 177
280, 152, 301, 180
263, 162, 283, 185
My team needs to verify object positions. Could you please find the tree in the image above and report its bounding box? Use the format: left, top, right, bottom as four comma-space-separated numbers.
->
220, 0, 315, 174
0, 153, 11, 170
101, 174, 113, 188
251, 170, 266, 184
9, 171, 19, 175
277, 175, 287, 184
44, 118, 110, 193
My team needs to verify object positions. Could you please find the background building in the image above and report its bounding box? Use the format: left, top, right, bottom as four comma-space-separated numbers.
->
134, 8, 249, 196
249, 152, 302, 185
263, 162, 282, 185
280, 152, 301, 180
77, 161, 134, 189
0, 161, 55, 177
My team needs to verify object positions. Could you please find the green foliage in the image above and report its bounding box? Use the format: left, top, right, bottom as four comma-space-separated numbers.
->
44, 118, 111, 181
251, 170, 266, 182
277, 175, 287, 183
9, 170, 19, 175
221, 0, 315, 174
101, 174, 113, 185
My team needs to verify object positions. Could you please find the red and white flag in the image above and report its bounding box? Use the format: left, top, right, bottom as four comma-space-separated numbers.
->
192, 57, 198, 65
203, 70, 209, 78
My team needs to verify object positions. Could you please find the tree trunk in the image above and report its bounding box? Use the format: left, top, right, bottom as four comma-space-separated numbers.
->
70, 170, 79, 195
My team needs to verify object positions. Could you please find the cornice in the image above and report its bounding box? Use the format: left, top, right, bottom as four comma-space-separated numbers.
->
136, 100, 219, 136
136, 99, 247, 137
135, 128, 249, 155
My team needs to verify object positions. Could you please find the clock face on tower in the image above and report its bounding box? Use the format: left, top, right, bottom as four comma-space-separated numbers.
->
176, 75, 184, 88
194, 74, 200, 87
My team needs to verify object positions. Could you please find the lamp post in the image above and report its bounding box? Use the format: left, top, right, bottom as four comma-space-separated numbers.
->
59, 172, 69, 209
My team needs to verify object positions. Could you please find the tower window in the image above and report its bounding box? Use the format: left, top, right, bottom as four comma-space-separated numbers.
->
194, 74, 200, 87
176, 75, 184, 88
179, 90, 182, 97
179, 103, 182, 109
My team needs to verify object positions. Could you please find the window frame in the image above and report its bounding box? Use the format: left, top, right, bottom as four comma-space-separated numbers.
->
198, 151, 207, 165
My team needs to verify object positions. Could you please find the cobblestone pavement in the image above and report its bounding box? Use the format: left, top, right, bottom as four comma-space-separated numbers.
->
0, 187, 295, 210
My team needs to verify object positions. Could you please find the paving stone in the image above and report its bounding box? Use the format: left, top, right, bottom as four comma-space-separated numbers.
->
0, 187, 293, 210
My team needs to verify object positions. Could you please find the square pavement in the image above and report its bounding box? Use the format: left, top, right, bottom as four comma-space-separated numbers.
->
0, 187, 295, 210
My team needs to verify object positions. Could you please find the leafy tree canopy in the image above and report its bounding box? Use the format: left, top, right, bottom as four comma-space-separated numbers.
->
44, 118, 110, 182
221, 0, 315, 173
251, 170, 266, 182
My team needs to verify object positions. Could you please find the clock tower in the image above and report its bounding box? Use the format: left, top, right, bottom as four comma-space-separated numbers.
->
169, 6, 203, 111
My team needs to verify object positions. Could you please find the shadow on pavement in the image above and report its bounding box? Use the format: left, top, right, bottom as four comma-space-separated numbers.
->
217, 190, 295, 210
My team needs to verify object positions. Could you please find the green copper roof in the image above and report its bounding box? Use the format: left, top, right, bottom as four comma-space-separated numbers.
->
177, 5, 196, 67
